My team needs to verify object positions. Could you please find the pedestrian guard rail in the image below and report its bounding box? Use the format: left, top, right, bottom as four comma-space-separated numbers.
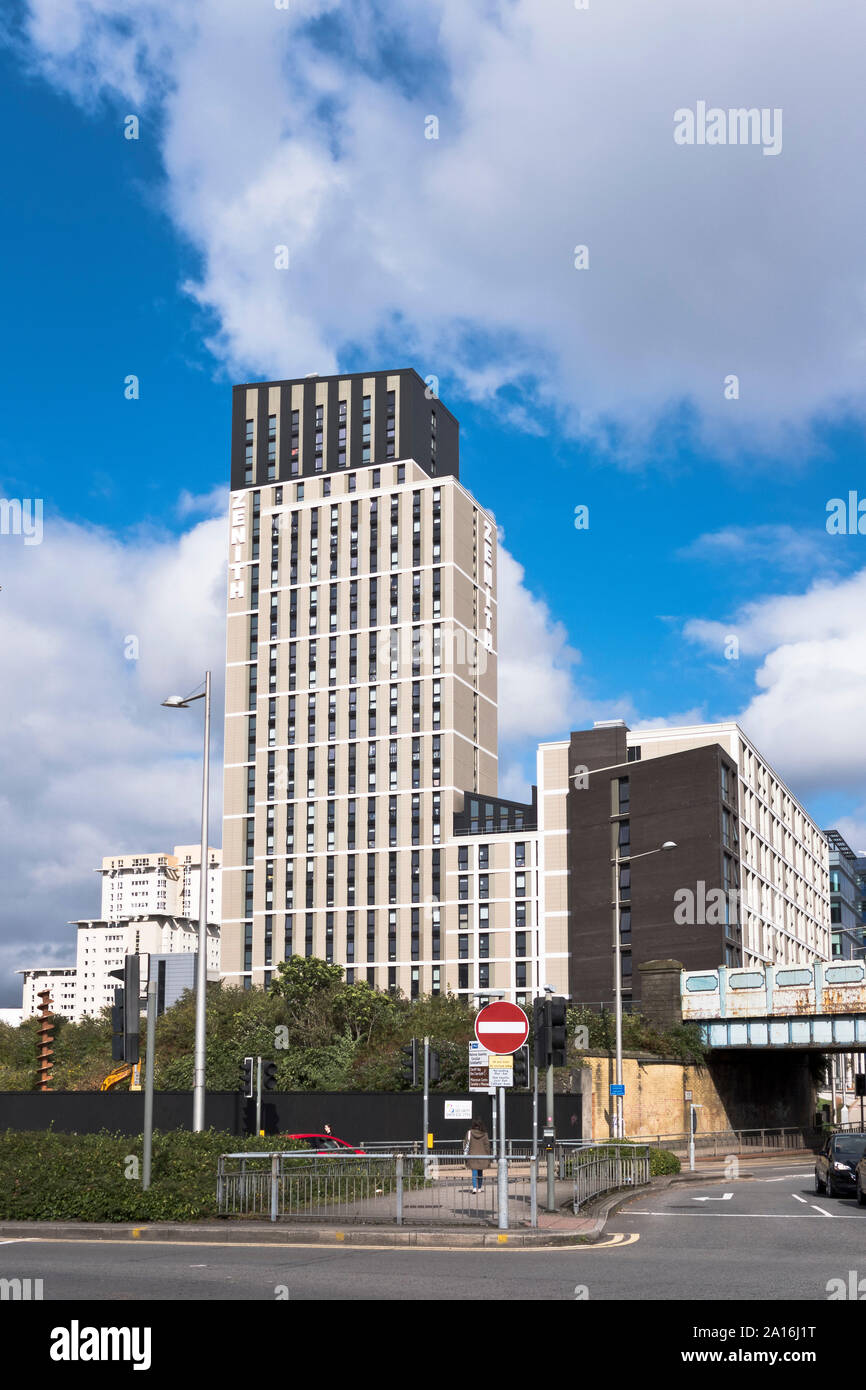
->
217, 1144, 651, 1227
570, 1143, 651, 1212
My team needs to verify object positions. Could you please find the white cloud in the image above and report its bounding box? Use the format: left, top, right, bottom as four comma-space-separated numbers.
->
684, 567, 866, 794
0, 509, 227, 1003
13, 0, 866, 454
679, 524, 842, 575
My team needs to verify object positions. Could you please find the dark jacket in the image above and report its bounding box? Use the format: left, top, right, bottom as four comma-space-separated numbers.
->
466, 1123, 491, 1169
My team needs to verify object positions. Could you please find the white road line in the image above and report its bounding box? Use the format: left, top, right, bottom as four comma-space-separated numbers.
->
791, 1194, 808, 1204
627, 1209, 860, 1218
0, 1239, 34, 1245
810, 1203, 836, 1217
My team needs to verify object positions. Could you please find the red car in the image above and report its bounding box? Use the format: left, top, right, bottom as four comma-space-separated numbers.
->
281, 1133, 365, 1155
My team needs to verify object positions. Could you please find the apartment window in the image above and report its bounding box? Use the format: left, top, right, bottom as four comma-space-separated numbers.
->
617, 821, 631, 855
458, 875, 469, 901
479, 844, 489, 870
458, 845, 469, 871
515, 931, 527, 958
618, 777, 630, 815
515, 842, 526, 867
458, 933, 469, 960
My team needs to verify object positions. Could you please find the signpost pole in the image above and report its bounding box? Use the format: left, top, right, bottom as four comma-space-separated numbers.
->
491, 1088, 498, 1159
423, 1036, 430, 1178
546, 1060, 555, 1211
255, 1056, 262, 1137
142, 980, 157, 1191
497, 1085, 508, 1231
532, 1063, 538, 1160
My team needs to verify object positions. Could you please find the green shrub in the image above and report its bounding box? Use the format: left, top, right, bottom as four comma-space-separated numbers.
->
649, 1147, 680, 1176
0, 1130, 306, 1223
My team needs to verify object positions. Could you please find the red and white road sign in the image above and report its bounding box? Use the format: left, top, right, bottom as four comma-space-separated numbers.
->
474, 1002, 529, 1055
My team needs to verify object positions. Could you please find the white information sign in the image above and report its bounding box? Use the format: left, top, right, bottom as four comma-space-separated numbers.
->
488, 1054, 514, 1088
444, 1100, 473, 1120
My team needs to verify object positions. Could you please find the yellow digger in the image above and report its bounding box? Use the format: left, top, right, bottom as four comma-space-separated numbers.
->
100, 1062, 142, 1092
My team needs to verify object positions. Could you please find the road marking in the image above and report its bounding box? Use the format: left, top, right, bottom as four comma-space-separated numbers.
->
628, 1209, 860, 1218
791, 1194, 808, 1204
692, 1193, 733, 1203
763, 1175, 815, 1182
810, 1203, 836, 1217
589, 1232, 640, 1248
0, 1239, 34, 1245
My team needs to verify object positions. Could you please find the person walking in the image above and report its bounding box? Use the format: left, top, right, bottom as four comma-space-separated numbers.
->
464, 1118, 491, 1193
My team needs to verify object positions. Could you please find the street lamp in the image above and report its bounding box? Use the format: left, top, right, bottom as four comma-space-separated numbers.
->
162, 671, 212, 1132
612, 839, 677, 1139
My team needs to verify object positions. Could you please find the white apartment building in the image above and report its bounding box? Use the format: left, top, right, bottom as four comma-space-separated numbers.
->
16, 966, 78, 1022
70, 914, 220, 1020
99, 845, 221, 924
17, 845, 222, 1021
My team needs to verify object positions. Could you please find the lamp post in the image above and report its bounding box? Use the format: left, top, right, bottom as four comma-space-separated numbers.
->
162, 671, 211, 1132
611, 840, 677, 1139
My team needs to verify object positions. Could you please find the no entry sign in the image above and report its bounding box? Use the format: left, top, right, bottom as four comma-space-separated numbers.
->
474, 1002, 529, 1055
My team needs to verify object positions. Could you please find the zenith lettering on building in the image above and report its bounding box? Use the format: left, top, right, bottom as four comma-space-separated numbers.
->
229, 495, 247, 601
481, 518, 494, 651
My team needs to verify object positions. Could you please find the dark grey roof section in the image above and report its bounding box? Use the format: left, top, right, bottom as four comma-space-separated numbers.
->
230, 368, 459, 491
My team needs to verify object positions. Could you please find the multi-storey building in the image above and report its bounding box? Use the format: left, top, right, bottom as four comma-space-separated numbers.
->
98, 846, 221, 924
17, 845, 222, 1022
219, 368, 833, 1011
825, 830, 863, 959
16, 966, 78, 1022
552, 720, 831, 1008
221, 370, 519, 999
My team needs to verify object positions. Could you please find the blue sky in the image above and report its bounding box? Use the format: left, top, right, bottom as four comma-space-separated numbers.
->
2, 0, 866, 1001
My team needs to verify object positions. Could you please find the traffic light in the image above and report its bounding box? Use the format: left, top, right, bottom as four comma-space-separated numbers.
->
36, 989, 54, 1091
428, 1047, 441, 1084
108, 955, 140, 1064
534, 996, 567, 1067
262, 1059, 278, 1092
513, 1044, 529, 1088
539, 1131, 555, 1153
549, 997, 567, 1067
400, 1039, 418, 1086
241, 1056, 254, 1098
534, 996, 550, 1067
856, 1074, 866, 1098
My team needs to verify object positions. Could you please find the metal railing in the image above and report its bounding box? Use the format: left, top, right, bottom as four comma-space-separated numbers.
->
639, 1126, 816, 1155
571, 1144, 651, 1211
216, 1150, 540, 1227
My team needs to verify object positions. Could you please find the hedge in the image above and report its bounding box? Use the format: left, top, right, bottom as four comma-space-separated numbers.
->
0, 1130, 305, 1223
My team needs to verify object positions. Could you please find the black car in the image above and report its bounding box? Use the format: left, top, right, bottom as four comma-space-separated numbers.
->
815, 1133, 866, 1197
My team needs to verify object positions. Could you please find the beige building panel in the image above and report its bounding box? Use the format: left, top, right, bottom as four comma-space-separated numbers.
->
541, 744, 569, 787
224, 713, 249, 767
478, 749, 498, 794
226, 616, 249, 664
542, 795, 568, 832
543, 833, 568, 871
543, 876, 569, 913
